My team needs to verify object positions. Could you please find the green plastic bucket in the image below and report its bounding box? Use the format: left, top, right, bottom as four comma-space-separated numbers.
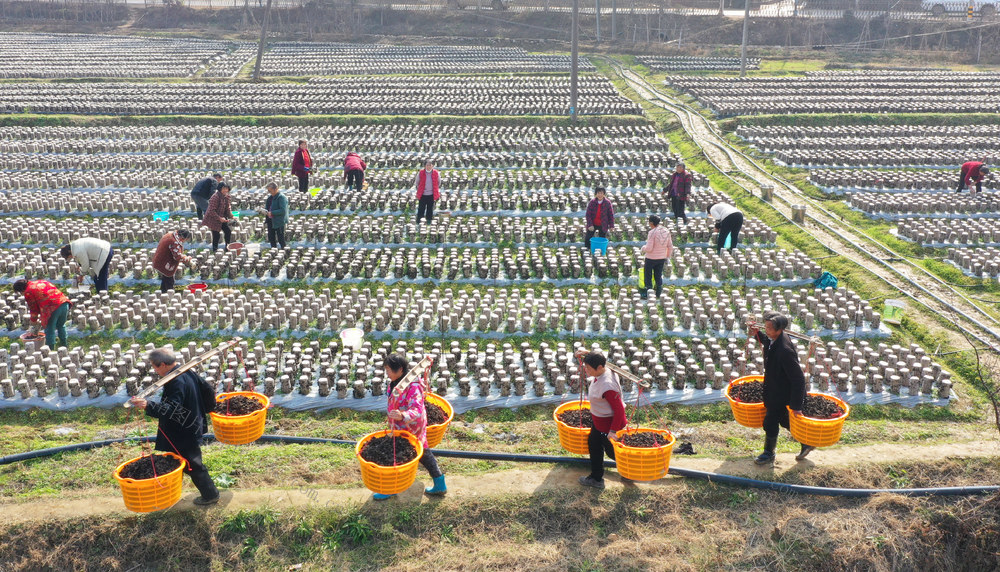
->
883, 299, 906, 326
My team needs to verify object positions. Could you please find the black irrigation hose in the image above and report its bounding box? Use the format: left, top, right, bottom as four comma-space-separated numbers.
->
0, 436, 155, 464
2, 435, 998, 499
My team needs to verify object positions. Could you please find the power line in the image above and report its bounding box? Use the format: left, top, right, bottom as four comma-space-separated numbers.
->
822, 18, 1000, 49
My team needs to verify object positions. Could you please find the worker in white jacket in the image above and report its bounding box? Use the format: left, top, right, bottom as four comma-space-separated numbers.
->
60, 237, 114, 294
707, 203, 744, 255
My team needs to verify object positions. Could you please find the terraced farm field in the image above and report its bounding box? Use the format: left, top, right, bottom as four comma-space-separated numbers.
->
1, 32, 998, 572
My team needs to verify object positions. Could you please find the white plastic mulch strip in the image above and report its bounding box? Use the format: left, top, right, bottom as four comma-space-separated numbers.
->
20, 276, 818, 288
943, 259, 1000, 279
0, 240, 775, 250
0, 324, 892, 342
847, 205, 1000, 221
0, 384, 948, 412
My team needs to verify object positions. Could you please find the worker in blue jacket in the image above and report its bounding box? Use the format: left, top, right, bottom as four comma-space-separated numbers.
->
191, 173, 223, 219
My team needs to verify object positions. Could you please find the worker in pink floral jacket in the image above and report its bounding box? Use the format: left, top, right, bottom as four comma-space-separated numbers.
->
374, 353, 447, 500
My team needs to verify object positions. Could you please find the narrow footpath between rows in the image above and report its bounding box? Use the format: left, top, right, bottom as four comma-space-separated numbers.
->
5, 437, 998, 525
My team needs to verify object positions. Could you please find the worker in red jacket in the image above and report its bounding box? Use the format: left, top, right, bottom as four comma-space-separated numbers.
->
414, 160, 440, 225
291, 140, 312, 194
584, 187, 615, 250
343, 152, 367, 192
958, 161, 990, 195
152, 230, 193, 293
13, 279, 72, 349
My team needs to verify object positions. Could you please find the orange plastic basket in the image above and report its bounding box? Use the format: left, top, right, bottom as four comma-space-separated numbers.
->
724, 375, 767, 428
210, 392, 270, 445
788, 393, 851, 447
553, 401, 591, 455
612, 428, 676, 482
355, 430, 424, 495
113, 452, 187, 513
424, 393, 454, 449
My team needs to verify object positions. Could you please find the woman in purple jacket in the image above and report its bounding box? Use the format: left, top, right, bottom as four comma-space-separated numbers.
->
201, 183, 235, 252
584, 186, 614, 249
664, 163, 692, 223
291, 140, 312, 194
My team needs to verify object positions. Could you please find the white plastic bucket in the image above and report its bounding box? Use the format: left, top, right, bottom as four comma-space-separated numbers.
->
340, 328, 364, 351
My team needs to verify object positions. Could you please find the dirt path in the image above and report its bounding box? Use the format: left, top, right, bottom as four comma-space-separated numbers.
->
5, 438, 999, 525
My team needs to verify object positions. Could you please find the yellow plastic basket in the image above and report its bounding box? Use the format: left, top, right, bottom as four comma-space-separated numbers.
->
210, 392, 270, 445
724, 375, 767, 428
553, 401, 592, 455
424, 393, 454, 449
788, 393, 851, 447
113, 452, 187, 513
612, 428, 676, 482
355, 430, 424, 495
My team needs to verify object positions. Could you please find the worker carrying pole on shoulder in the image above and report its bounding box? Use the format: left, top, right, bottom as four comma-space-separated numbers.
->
747, 311, 812, 465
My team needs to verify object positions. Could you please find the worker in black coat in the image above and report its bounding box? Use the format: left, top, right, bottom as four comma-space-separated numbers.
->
129, 348, 220, 505
191, 173, 223, 219
748, 311, 810, 465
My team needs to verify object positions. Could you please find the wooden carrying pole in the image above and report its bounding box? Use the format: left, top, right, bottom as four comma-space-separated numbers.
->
123, 339, 241, 407
746, 319, 820, 344
746, 320, 820, 374
606, 363, 651, 388
392, 355, 435, 395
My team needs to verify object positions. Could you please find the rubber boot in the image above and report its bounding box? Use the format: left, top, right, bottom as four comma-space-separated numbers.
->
425, 475, 447, 496
754, 435, 777, 465
796, 444, 816, 461
372, 493, 396, 501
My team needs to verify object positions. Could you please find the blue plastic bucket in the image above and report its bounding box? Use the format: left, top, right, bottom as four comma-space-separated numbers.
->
590, 237, 609, 255
153, 211, 169, 222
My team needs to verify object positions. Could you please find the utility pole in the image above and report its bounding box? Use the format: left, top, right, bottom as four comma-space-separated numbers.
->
596, 0, 601, 42
884, 0, 896, 49
612, 0, 617, 41
251, 0, 274, 81
739, 0, 751, 77
571, 0, 579, 121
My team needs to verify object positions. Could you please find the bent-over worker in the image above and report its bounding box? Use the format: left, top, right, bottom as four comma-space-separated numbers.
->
60, 237, 114, 294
